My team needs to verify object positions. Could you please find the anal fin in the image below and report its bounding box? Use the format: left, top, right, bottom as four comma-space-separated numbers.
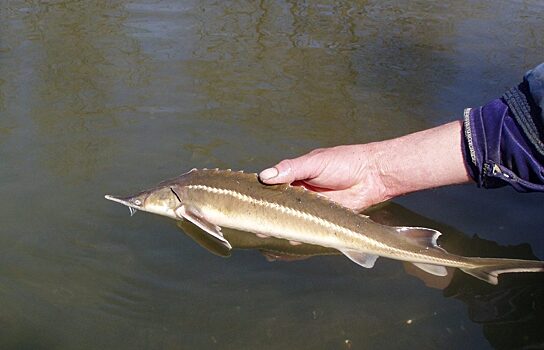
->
175, 205, 232, 249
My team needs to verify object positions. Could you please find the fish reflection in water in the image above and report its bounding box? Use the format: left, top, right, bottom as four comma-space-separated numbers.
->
366, 204, 543, 350
177, 202, 543, 350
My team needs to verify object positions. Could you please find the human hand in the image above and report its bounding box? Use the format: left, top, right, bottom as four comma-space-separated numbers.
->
259, 121, 472, 212
259, 145, 389, 211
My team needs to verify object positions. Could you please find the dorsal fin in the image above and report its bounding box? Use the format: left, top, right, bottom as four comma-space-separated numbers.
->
395, 226, 443, 250
396, 227, 449, 277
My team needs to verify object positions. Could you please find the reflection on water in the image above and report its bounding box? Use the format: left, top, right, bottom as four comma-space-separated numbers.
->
177, 202, 544, 349
1, 0, 543, 349
17, 1, 147, 183
177, 220, 338, 259
369, 203, 544, 350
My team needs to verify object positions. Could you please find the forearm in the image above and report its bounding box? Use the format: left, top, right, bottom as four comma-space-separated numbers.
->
260, 63, 544, 210
372, 120, 472, 200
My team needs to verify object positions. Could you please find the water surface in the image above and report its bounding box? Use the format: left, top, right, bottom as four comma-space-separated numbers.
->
1, 1, 543, 349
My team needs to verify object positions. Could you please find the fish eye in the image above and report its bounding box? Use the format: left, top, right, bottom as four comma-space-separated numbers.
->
133, 199, 142, 205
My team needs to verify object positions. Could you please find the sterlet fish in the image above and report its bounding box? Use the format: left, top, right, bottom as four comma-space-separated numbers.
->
105, 168, 544, 285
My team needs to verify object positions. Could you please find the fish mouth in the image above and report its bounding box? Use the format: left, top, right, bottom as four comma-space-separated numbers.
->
105, 195, 140, 216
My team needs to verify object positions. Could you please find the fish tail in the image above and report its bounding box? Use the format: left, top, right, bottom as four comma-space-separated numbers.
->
461, 257, 544, 285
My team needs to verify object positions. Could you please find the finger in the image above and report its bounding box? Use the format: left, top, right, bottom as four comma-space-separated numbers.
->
259, 156, 319, 184
291, 181, 330, 192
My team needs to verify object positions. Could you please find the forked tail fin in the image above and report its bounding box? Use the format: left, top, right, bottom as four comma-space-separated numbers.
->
461, 257, 544, 285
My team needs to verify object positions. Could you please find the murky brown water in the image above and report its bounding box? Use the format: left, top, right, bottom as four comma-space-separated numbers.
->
1, 1, 543, 349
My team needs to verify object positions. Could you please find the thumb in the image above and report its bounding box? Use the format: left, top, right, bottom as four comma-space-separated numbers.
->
259, 157, 317, 184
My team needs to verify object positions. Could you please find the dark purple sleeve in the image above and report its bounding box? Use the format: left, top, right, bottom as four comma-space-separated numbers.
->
461, 63, 544, 192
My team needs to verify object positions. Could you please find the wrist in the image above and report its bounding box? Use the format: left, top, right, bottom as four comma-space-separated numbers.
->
372, 137, 413, 200
372, 121, 472, 200
362, 142, 397, 203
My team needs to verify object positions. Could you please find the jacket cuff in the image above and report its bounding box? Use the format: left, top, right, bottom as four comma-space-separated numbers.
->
462, 96, 544, 192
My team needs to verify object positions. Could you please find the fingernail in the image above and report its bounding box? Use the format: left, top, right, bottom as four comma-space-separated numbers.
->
259, 167, 278, 180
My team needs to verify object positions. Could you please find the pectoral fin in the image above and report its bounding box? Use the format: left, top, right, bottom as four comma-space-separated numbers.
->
175, 206, 232, 249
176, 221, 231, 258
340, 249, 379, 268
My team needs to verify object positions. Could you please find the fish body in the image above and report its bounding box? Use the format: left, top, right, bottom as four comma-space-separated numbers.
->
105, 169, 544, 284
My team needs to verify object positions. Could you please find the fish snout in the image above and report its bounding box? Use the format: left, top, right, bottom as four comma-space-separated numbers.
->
105, 194, 145, 216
